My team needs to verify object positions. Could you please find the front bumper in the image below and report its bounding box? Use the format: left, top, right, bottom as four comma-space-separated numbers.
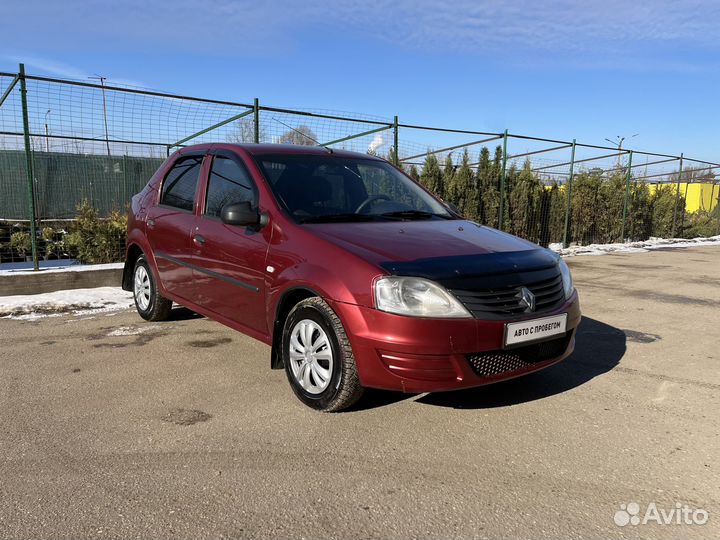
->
329, 291, 581, 393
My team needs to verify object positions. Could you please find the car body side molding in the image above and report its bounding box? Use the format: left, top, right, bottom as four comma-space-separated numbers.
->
155, 251, 260, 293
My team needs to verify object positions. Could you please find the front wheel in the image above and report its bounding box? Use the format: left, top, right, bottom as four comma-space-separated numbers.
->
133, 255, 172, 321
282, 297, 364, 412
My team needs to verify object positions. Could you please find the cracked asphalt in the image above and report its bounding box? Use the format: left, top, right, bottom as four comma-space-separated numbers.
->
1, 247, 719, 539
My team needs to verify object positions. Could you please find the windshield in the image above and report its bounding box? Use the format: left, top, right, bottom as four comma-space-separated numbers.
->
254, 154, 455, 223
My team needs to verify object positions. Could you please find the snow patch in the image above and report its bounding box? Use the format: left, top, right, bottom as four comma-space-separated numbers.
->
107, 325, 159, 337
0, 286, 133, 320
0, 262, 123, 276
549, 235, 720, 257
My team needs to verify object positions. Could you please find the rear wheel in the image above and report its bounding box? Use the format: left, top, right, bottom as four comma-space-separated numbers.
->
282, 297, 364, 412
133, 255, 172, 321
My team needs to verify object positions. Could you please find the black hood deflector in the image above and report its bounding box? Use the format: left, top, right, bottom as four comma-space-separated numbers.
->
380, 249, 560, 285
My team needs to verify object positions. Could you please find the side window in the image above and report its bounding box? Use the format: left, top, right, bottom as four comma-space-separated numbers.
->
160, 156, 203, 211
205, 155, 255, 218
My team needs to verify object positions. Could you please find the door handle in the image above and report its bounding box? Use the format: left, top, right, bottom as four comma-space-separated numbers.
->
193, 234, 206, 245
147, 218, 155, 229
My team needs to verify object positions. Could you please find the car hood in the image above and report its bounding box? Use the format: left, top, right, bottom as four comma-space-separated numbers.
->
306, 219, 558, 280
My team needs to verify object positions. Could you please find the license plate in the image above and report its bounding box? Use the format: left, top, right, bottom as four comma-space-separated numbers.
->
504, 313, 568, 347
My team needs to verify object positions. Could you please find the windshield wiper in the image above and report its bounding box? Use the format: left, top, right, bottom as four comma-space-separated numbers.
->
299, 213, 388, 224
379, 210, 452, 220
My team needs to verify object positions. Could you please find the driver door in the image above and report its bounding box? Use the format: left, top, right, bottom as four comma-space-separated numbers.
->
192, 150, 270, 336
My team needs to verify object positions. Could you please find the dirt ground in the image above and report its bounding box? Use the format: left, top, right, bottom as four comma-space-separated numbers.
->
1, 247, 718, 539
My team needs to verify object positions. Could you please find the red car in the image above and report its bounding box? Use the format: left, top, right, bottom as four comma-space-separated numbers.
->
123, 143, 580, 411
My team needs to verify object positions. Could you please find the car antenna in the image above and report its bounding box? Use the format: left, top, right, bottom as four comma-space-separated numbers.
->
272, 118, 334, 153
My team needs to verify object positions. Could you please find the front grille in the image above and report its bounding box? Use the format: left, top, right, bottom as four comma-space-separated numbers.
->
466, 333, 572, 378
446, 266, 565, 319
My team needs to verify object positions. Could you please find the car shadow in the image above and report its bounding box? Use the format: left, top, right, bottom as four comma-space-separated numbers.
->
166, 307, 205, 321
415, 316, 626, 409
348, 388, 419, 411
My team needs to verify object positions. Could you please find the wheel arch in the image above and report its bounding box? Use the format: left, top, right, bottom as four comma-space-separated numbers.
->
270, 286, 324, 369
122, 243, 145, 291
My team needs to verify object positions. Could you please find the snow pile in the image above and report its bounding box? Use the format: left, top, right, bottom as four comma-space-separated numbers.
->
0, 286, 133, 319
549, 235, 720, 257
0, 262, 123, 276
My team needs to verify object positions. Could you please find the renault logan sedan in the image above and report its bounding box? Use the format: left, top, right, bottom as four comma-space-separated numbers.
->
123, 143, 580, 411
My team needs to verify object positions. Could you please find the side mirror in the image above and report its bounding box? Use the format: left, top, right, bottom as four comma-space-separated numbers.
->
221, 201, 264, 227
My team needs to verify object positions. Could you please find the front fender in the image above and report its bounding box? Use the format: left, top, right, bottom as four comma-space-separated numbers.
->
266, 261, 373, 324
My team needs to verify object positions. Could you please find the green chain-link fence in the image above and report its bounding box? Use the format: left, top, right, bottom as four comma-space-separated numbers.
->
1, 64, 718, 269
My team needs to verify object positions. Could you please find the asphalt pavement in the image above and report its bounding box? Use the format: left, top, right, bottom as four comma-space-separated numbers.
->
1, 247, 718, 539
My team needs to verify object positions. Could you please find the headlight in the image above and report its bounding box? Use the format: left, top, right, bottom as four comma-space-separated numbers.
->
374, 276, 472, 318
558, 258, 574, 298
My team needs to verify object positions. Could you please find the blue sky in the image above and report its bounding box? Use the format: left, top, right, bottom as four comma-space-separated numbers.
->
2, 0, 719, 163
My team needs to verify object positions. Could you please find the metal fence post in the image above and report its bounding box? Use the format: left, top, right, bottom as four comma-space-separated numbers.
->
392, 116, 399, 165
680, 180, 690, 233
19, 63, 39, 271
562, 139, 576, 247
498, 129, 508, 231
253, 98, 260, 143
671, 153, 684, 237
123, 154, 128, 199
620, 150, 633, 242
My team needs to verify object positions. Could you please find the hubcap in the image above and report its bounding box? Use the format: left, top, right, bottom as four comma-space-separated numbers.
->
288, 319, 334, 395
133, 265, 151, 311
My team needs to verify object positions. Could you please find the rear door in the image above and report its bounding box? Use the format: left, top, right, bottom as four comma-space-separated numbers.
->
192, 150, 270, 336
146, 152, 207, 300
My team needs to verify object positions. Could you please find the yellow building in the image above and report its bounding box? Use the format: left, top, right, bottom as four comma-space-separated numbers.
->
542, 180, 718, 213
648, 182, 719, 213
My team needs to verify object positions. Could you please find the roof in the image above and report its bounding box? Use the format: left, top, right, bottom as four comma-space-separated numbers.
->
204, 143, 385, 160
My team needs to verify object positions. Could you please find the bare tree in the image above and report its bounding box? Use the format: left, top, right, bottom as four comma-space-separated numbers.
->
278, 125, 317, 146
227, 117, 265, 144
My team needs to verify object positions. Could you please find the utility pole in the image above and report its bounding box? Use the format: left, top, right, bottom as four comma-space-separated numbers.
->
605, 134, 638, 169
89, 75, 111, 156
44, 109, 51, 152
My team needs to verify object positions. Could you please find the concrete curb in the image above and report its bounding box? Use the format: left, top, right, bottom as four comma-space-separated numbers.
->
0, 267, 123, 296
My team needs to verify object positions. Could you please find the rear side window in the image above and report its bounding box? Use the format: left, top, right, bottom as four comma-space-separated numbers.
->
205, 156, 255, 217
160, 156, 203, 211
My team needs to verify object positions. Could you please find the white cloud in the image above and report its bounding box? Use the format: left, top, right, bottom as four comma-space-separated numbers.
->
324, 0, 720, 53
1, 55, 89, 80
0, 54, 147, 88
3, 0, 719, 60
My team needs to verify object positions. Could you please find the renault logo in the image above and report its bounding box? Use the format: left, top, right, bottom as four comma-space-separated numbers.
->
517, 286, 536, 312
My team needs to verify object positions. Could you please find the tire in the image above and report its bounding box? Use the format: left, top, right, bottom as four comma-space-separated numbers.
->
132, 255, 172, 322
282, 297, 364, 412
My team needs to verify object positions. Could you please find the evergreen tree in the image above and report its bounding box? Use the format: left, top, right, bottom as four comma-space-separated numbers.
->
408, 164, 420, 182
446, 149, 479, 220
419, 153, 443, 198
599, 172, 627, 243
502, 163, 519, 231
442, 154, 456, 208
651, 184, 686, 237
628, 181, 653, 241
570, 170, 603, 244
508, 159, 542, 241
485, 145, 504, 229
684, 209, 720, 238
476, 146, 500, 228
491, 145, 503, 180
537, 181, 567, 246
